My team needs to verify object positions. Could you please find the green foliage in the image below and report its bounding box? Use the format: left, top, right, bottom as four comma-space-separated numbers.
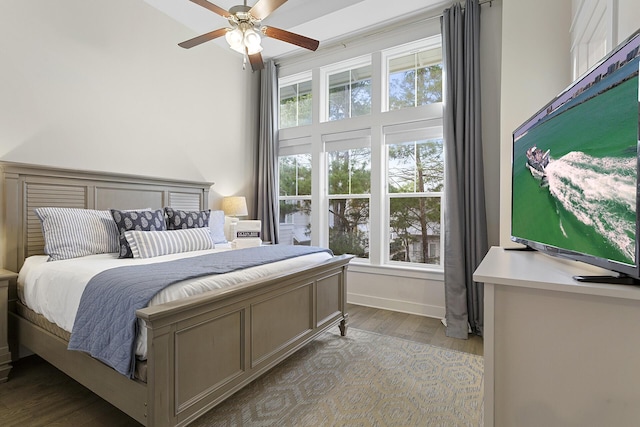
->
280, 81, 312, 128
279, 155, 311, 197
329, 227, 369, 257
389, 63, 443, 111
387, 139, 444, 264
328, 148, 371, 195
327, 148, 371, 258
328, 67, 372, 121
388, 139, 443, 193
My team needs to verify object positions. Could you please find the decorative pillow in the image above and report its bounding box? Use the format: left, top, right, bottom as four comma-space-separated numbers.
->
111, 209, 166, 258
124, 228, 214, 259
35, 207, 121, 261
164, 207, 210, 230
209, 210, 226, 243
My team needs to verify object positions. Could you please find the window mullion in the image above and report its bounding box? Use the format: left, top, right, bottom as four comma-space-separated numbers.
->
414, 54, 418, 108
295, 83, 299, 127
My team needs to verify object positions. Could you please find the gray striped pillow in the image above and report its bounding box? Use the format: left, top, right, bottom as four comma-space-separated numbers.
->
35, 207, 120, 261
124, 228, 214, 259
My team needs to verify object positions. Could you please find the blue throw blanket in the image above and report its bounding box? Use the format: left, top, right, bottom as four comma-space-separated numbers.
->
68, 245, 333, 377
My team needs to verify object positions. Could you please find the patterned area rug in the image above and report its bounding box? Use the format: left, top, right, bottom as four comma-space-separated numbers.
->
193, 328, 484, 426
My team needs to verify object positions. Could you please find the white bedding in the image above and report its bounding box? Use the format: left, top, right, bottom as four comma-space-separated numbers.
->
18, 248, 333, 358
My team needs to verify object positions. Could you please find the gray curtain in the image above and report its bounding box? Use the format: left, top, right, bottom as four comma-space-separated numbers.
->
256, 60, 279, 244
441, 0, 488, 339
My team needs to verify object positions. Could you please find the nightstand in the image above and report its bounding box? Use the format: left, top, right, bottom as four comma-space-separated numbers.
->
0, 269, 18, 383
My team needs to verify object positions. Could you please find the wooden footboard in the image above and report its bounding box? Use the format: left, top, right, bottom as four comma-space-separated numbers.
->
11, 254, 351, 426
139, 254, 351, 426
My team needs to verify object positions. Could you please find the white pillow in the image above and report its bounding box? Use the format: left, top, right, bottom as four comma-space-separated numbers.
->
209, 210, 226, 243
35, 207, 120, 261
124, 228, 214, 259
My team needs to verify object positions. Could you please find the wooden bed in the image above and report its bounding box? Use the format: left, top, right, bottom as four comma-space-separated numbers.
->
1, 162, 351, 426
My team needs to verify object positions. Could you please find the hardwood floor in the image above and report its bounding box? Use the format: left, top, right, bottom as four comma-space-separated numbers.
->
0, 304, 483, 426
347, 303, 483, 356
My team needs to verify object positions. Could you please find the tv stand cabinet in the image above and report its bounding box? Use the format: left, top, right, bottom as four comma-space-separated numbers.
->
475, 247, 640, 427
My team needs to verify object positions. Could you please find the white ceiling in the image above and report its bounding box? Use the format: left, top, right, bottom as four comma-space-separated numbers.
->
145, 0, 449, 59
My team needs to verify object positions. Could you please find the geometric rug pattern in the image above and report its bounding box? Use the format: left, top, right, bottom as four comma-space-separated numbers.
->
192, 328, 484, 426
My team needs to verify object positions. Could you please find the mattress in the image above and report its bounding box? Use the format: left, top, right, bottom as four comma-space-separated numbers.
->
18, 248, 333, 359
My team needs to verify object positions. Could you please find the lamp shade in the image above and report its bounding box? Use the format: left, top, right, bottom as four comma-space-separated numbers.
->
222, 196, 248, 217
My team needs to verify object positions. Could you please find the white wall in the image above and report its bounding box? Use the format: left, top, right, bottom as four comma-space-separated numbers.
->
0, 0, 260, 211
499, 0, 572, 245
480, 0, 503, 248
618, 0, 640, 42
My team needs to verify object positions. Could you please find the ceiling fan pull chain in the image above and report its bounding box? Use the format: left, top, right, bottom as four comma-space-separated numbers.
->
242, 55, 247, 71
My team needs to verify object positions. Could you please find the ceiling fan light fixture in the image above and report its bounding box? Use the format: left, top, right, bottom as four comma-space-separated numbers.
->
229, 42, 246, 54
225, 27, 244, 48
244, 28, 263, 54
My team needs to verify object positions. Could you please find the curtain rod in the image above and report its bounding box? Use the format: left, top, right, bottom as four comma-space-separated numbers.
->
340, 0, 494, 43
414, 0, 494, 25
275, 0, 494, 66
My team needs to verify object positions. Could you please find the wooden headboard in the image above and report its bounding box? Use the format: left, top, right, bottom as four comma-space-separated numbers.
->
1, 163, 213, 273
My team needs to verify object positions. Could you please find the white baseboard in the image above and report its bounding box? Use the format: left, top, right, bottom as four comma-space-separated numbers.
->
347, 292, 445, 319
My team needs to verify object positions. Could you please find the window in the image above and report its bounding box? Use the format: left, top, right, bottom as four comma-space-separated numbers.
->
277, 33, 444, 272
387, 136, 444, 265
570, 0, 614, 79
326, 62, 372, 121
278, 153, 312, 245
279, 76, 312, 129
327, 144, 371, 259
388, 48, 443, 110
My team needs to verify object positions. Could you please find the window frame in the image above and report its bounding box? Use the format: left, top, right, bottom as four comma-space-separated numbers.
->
277, 140, 313, 245
324, 131, 372, 260
384, 123, 445, 268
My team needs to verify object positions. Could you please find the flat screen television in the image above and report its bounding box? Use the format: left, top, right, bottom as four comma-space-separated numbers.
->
511, 28, 640, 284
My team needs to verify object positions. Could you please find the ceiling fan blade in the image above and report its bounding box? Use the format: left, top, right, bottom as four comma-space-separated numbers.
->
249, 0, 288, 20
248, 51, 265, 71
262, 26, 319, 51
188, 0, 230, 18
178, 28, 228, 49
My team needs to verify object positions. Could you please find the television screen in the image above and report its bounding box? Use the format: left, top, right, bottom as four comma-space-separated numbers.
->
511, 29, 640, 279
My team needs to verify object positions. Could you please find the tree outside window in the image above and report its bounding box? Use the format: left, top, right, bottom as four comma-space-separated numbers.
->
280, 80, 312, 129
388, 48, 442, 111
328, 66, 372, 121
388, 139, 444, 265
279, 154, 312, 245
328, 147, 371, 258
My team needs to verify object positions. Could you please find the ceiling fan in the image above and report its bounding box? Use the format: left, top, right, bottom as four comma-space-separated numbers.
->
178, 0, 320, 71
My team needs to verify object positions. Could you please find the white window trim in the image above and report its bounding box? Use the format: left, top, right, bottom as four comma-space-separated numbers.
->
571, 0, 618, 79
279, 137, 312, 156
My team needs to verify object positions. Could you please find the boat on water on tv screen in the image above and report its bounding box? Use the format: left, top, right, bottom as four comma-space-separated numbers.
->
511, 29, 640, 280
